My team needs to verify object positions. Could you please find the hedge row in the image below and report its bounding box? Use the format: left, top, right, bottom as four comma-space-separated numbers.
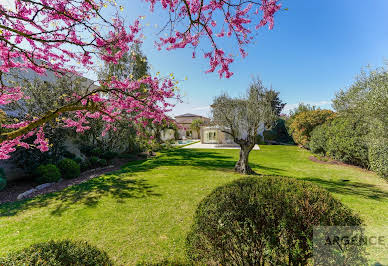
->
310, 117, 369, 168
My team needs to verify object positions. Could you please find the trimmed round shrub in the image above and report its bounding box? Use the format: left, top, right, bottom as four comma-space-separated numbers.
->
35, 164, 61, 184
89, 156, 100, 168
80, 160, 91, 172
186, 176, 364, 265
0, 240, 113, 265
368, 139, 388, 179
98, 158, 108, 167
57, 158, 81, 179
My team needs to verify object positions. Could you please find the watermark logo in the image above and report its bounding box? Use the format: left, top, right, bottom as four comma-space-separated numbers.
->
313, 226, 387, 265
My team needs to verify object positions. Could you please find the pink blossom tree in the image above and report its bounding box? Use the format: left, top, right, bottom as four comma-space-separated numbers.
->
0, 0, 281, 159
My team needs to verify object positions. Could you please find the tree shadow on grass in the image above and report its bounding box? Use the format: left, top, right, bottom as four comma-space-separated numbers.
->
0, 149, 280, 217
120, 149, 282, 175
2, 149, 385, 217
0, 174, 160, 217
301, 177, 388, 201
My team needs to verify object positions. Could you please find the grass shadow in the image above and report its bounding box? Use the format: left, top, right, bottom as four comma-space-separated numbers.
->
301, 177, 388, 201
120, 149, 282, 175
1, 148, 386, 217
0, 149, 280, 217
0, 173, 161, 217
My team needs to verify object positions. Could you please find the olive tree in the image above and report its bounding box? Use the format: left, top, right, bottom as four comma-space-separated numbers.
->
212, 79, 276, 174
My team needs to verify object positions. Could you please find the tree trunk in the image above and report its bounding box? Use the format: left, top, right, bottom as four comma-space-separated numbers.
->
235, 144, 255, 174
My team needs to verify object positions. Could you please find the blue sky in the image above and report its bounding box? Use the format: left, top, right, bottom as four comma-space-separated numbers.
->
113, 0, 388, 117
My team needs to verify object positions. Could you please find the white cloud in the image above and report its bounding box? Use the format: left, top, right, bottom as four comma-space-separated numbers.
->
192, 105, 211, 111
283, 100, 332, 114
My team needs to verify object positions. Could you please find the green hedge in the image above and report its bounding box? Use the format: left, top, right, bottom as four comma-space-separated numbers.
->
57, 158, 81, 179
309, 122, 330, 155
35, 164, 61, 184
368, 138, 388, 179
0, 240, 112, 265
186, 176, 364, 265
0, 168, 6, 191
310, 117, 369, 168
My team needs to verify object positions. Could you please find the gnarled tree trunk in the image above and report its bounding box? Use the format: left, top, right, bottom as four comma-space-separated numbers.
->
235, 143, 256, 174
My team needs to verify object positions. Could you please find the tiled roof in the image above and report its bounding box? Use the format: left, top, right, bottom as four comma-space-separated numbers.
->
175, 113, 203, 117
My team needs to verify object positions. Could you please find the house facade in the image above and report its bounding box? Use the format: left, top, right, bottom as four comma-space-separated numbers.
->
175, 113, 210, 139
200, 124, 265, 145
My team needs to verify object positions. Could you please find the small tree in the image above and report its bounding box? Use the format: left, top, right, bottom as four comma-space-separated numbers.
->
288, 109, 336, 148
212, 79, 275, 174
190, 119, 204, 139
263, 88, 286, 117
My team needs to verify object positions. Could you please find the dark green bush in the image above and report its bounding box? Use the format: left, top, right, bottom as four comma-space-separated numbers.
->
255, 135, 264, 144
326, 117, 369, 168
0, 168, 6, 191
263, 119, 294, 144
101, 151, 118, 161
80, 144, 94, 157
63, 150, 76, 159
0, 240, 113, 265
89, 156, 100, 168
309, 122, 331, 155
80, 160, 91, 172
35, 164, 61, 184
74, 157, 82, 164
57, 158, 81, 179
186, 176, 364, 265
98, 158, 108, 167
368, 139, 388, 179
310, 117, 369, 168
91, 148, 104, 157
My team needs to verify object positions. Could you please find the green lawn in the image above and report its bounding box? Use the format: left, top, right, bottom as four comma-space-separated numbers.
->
0, 146, 387, 264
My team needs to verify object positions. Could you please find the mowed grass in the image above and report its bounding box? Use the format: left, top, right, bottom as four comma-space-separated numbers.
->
0, 146, 387, 264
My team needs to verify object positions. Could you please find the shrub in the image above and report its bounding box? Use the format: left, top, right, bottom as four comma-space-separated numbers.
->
263, 119, 293, 144
79, 144, 94, 157
89, 156, 100, 168
91, 148, 104, 157
101, 151, 118, 161
35, 164, 61, 184
74, 157, 82, 164
309, 122, 330, 155
80, 160, 91, 172
325, 117, 369, 168
288, 109, 336, 148
255, 134, 264, 144
0, 240, 113, 265
368, 138, 388, 179
57, 158, 81, 179
98, 158, 108, 167
186, 176, 364, 265
0, 168, 6, 191
63, 150, 76, 159
310, 117, 369, 168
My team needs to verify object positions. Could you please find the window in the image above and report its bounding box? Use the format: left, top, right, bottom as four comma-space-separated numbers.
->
208, 131, 216, 140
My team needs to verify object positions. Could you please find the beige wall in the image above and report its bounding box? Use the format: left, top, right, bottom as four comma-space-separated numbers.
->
175, 115, 210, 139
201, 127, 235, 144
